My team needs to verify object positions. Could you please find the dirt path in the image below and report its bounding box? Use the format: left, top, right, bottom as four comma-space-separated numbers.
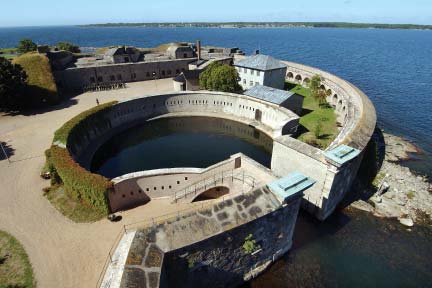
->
0, 79, 193, 287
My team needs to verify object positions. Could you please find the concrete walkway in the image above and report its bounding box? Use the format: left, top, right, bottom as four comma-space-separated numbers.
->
0, 79, 204, 287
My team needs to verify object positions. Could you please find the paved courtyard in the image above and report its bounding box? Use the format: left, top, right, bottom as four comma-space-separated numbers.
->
0, 79, 203, 287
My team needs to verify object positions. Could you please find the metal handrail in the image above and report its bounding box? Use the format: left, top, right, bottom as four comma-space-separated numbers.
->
173, 169, 256, 202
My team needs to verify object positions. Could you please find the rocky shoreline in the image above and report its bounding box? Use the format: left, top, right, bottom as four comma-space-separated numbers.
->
350, 132, 432, 227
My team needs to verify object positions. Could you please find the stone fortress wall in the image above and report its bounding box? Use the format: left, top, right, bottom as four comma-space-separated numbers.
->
66, 59, 376, 220
54, 58, 193, 91
79, 58, 377, 287
66, 91, 299, 212
269, 60, 376, 219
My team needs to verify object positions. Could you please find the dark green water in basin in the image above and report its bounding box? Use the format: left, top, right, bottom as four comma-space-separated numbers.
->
91, 117, 273, 178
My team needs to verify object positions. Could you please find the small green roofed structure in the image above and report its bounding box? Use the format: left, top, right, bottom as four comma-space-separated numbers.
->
324, 144, 360, 167
267, 172, 316, 204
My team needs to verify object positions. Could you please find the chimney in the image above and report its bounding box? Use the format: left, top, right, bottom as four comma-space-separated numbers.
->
255, 49, 260, 55
197, 40, 201, 60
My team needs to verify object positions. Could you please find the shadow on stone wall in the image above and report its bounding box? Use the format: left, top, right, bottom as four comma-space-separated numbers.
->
338, 126, 385, 208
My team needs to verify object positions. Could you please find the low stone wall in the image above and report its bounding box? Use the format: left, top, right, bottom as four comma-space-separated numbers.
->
68, 91, 299, 165
110, 154, 241, 212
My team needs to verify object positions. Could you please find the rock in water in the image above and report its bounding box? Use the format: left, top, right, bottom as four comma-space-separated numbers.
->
398, 217, 414, 227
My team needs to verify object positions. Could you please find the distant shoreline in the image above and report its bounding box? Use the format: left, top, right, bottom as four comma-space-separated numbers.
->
79, 22, 432, 30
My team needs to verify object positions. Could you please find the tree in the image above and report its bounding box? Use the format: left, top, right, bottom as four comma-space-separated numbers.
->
17, 39, 37, 54
56, 42, 80, 53
0, 57, 27, 110
199, 62, 242, 93
308, 74, 328, 105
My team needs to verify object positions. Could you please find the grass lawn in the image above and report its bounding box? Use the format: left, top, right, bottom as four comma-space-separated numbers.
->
0, 48, 18, 60
44, 185, 106, 223
0, 230, 35, 288
287, 82, 338, 149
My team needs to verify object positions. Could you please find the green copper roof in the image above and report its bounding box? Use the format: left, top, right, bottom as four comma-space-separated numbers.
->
325, 144, 360, 167
267, 172, 315, 203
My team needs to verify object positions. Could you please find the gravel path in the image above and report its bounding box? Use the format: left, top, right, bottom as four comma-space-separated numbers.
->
0, 79, 199, 287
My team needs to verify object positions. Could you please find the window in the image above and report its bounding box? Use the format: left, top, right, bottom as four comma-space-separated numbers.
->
146, 72, 150, 77
255, 82, 259, 86
185, 177, 188, 180
257, 71, 260, 76
250, 69, 254, 75
176, 69, 180, 74
90, 77, 95, 83
244, 68, 247, 74
177, 181, 180, 184
167, 70, 172, 75
110, 75, 115, 81
243, 79, 246, 84
117, 74, 122, 80
131, 73, 136, 79
161, 70, 165, 76
250, 81, 254, 86
97, 76, 103, 82
122, 194, 126, 198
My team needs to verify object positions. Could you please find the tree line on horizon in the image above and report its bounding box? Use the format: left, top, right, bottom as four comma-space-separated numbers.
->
80, 22, 432, 30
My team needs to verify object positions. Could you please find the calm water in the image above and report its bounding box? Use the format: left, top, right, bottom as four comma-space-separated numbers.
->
91, 117, 272, 178
1, 26, 431, 176
247, 209, 432, 288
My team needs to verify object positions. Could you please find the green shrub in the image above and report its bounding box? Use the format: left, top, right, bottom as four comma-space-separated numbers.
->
53, 101, 117, 144
49, 146, 112, 214
242, 234, 259, 254
47, 101, 118, 214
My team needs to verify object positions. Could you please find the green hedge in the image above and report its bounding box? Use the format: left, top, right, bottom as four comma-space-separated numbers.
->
47, 101, 118, 214
48, 146, 112, 213
53, 101, 118, 144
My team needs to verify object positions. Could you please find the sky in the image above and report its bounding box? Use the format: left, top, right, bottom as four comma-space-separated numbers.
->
1, 0, 431, 27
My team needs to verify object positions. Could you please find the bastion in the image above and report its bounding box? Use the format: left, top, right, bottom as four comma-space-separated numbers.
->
47, 49, 376, 287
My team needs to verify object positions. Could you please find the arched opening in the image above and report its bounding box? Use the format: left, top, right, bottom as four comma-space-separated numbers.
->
320, 84, 326, 90
326, 89, 332, 96
338, 100, 343, 108
287, 72, 294, 78
303, 77, 310, 84
192, 186, 230, 202
295, 74, 302, 81
333, 94, 338, 101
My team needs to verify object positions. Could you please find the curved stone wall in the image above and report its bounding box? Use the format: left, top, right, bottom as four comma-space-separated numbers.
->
283, 60, 376, 151
269, 60, 377, 220
68, 91, 300, 169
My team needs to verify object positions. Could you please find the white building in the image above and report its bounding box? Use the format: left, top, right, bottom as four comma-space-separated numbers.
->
234, 54, 287, 90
